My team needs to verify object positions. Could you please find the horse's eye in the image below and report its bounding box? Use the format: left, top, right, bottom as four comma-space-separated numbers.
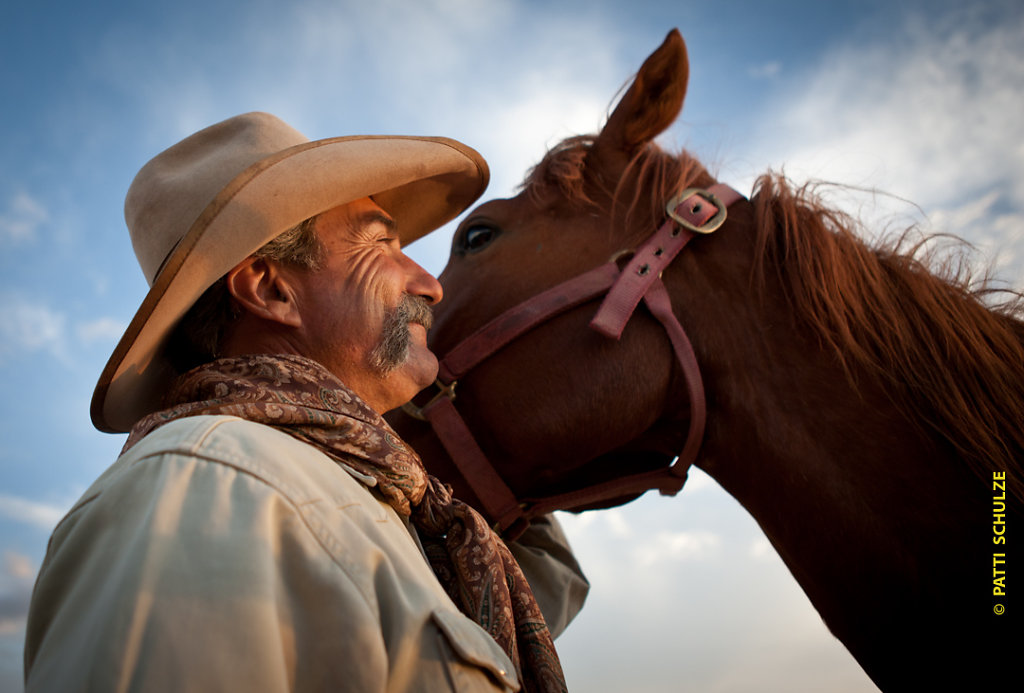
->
460, 224, 500, 253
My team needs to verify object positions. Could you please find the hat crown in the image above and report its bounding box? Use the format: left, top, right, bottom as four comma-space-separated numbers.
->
125, 112, 309, 284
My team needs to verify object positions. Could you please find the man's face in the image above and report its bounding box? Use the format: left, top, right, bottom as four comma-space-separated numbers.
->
285, 197, 443, 413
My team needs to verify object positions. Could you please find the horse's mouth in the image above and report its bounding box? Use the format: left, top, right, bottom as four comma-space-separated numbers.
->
535, 449, 678, 513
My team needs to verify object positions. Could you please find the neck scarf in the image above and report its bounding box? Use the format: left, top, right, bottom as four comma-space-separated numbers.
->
126, 354, 566, 692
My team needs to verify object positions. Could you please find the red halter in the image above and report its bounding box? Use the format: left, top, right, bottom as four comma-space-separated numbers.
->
404, 184, 746, 538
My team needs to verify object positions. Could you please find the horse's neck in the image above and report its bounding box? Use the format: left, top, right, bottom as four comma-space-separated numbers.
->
670, 224, 1009, 687
666, 212, 983, 559
691, 241, 980, 562
698, 332, 978, 558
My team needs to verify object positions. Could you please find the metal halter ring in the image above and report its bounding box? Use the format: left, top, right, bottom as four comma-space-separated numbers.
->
666, 188, 728, 234
400, 378, 458, 421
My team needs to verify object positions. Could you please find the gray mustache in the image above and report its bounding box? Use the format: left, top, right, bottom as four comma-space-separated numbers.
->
369, 294, 434, 375
397, 294, 434, 330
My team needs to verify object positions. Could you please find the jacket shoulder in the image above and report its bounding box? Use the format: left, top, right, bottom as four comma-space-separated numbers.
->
117, 414, 378, 502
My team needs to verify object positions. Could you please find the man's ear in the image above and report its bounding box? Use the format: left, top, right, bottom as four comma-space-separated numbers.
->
224, 257, 303, 328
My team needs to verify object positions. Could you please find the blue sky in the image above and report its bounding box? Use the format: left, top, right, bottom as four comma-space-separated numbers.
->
2, 0, 1022, 690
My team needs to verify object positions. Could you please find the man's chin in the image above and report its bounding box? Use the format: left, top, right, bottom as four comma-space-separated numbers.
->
381, 349, 438, 405
406, 347, 439, 389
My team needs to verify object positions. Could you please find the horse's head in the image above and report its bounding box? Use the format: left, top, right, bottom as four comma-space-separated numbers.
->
392, 30, 752, 519
388, 28, 1024, 689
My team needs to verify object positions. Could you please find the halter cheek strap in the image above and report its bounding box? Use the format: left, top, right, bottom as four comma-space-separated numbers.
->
406, 183, 745, 538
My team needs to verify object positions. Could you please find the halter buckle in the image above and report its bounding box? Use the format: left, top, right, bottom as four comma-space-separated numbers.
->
400, 378, 458, 421
666, 188, 727, 234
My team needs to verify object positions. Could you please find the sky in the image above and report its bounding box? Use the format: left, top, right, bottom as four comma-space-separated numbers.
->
1, 0, 1022, 690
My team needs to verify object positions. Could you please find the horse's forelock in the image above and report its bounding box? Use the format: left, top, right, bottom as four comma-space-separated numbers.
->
521, 135, 713, 243
521, 135, 596, 208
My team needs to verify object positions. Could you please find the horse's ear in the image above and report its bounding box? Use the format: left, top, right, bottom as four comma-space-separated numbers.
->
590, 29, 688, 172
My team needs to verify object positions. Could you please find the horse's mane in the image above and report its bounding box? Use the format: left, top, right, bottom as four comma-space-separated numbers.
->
752, 174, 1024, 507
524, 137, 1024, 506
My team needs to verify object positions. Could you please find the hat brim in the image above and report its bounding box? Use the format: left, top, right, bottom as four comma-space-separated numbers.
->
92, 135, 488, 433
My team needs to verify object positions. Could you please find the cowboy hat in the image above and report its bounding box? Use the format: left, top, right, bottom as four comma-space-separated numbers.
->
91, 111, 489, 433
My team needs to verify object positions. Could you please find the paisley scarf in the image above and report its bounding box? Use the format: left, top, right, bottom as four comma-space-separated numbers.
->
126, 354, 566, 692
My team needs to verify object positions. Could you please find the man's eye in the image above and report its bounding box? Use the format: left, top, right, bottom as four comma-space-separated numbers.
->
460, 224, 500, 253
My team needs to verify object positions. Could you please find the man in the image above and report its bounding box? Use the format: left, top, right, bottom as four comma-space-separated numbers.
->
24, 113, 587, 691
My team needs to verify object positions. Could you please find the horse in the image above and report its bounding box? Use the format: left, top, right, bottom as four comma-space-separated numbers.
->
390, 29, 1022, 691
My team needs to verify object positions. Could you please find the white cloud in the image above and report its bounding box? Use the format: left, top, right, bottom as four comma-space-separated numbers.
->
556, 506, 631, 543
749, 536, 776, 560
928, 190, 1000, 232
0, 192, 48, 243
3, 554, 32, 582
0, 551, 36, 638
0, 296, 67, 362
76, 317, 128, 344
681, 465, 715, 494
635, 529, 720, 566
604, 509, 632, 538
713, 6, 1024, 294
288, 0, 619, 199
982, 212, 1024, 279
0, 613, 26, 637
0, 296, 128, 365
927, 193, 1024, 281
739, 9, 1024, 223
0, 495, 68, 532
557, 491, 873, 692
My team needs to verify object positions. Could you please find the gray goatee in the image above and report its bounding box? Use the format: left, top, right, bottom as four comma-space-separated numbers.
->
370, 295, 434, 375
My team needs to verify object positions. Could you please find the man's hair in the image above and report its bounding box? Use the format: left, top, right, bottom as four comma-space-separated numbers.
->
166, 216, 324, 373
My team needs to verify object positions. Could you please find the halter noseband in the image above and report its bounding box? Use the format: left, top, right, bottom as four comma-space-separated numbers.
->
404, 184, 745, 538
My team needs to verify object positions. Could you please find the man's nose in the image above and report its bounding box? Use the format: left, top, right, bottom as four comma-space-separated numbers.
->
401, 254, 443, 305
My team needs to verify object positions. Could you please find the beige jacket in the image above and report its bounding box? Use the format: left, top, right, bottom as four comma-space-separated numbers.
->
24, 416, 587, 692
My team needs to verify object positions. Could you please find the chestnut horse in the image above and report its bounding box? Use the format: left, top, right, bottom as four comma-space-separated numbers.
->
392, 29, 1021, 691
